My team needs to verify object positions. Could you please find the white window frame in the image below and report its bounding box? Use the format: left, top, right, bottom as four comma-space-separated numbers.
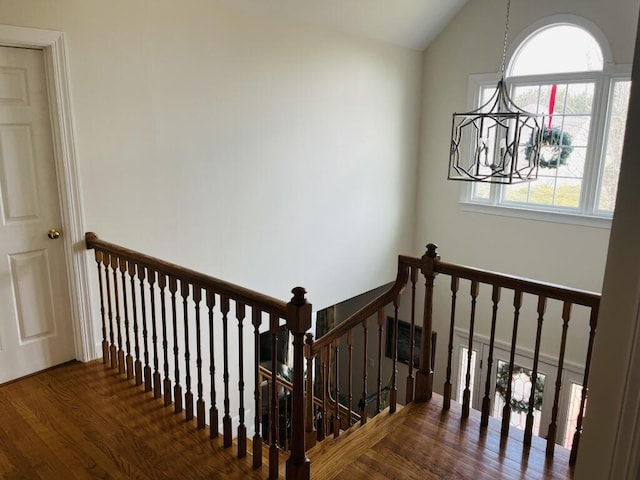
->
458, 17, 631, 229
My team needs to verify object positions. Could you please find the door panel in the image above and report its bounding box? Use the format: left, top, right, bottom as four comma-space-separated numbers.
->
0, 45, 75, 384
9, 249, 56, 341
0, 124, 40, 221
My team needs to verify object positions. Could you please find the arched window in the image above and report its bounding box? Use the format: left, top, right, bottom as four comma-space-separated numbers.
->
467, 19, 630, 221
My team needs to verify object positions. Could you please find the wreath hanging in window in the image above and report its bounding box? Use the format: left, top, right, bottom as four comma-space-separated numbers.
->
525, 84, 574, 168
495, 363, 545, 414
539, 126, 573, 168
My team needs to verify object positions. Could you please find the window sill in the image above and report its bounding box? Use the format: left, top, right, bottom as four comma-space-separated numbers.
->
459, 201, 612, 229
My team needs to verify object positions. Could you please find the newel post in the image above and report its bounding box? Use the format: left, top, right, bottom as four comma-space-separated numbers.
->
286, 287, 312, 480
415, 243, 439, 402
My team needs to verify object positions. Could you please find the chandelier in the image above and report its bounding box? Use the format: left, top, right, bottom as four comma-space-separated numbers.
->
448, 0, 544, 184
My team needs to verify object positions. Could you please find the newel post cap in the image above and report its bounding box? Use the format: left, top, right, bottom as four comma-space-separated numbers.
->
85, 231, 98, 249
286, 286, 312, 333
421, 243, 441, 276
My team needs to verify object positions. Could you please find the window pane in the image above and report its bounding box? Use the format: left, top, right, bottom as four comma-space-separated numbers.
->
492, 360, 545, 434
598, 80, 631, 212
457, 347, 476, 403
510, 25, 603, 76
563, 382, 584, 448
472, 182, 491, 201
553, 178, 582, 207
565, 83, 595, 115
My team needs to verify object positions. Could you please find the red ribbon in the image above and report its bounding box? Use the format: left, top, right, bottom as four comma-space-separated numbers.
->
548, 84, 557, 129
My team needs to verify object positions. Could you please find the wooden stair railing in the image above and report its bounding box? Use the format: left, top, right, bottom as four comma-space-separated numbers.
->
87, 233, 599, 479
257, 365, 361, 451
303, 243, 600, 468
427, 245, 600, 465
85, 233, 311, 480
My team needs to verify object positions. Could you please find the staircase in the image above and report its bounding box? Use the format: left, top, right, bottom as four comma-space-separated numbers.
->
84, 233, 598, 480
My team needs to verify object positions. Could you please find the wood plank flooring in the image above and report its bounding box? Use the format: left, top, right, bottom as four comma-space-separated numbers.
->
0, 360, 573, 480
308, 394, 573, 480
0, 360, 269, 479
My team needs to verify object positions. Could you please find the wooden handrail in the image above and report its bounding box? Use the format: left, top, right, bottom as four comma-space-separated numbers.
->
435, 261, 600, 308
85, 232, 287, 317
85, 232, 301, 480
398, 254, 599, 307
86, 232, 600, 476
305, 243, 601, 467
311, 258, 410, 354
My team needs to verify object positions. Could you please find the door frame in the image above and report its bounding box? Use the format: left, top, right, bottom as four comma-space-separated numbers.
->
0, 25, 94, 362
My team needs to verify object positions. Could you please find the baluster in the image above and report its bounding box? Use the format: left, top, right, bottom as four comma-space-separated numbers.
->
462, 280, 479, 418
222, 296, 232, 447
169, 277, 182, 414
236, 302, 247, 458
322, 345, 330, 437
207, 290, 218, 438
252, 309, 262, 469
193, 286, 205, 429
121, 258, 133, 379
416, 243, 438, 402
105, 254, 117, 370
181, 281, 193, 421
481, 285, 501, 426
546, 301, 572, 457
283, 386, 289, 450
138, 264, 152, 392
266, 375, 272, 444
268, 313, 279, 480
406, 266, 418, 404
159, 273, 172, 407
390, 299, 400, 414
305, 333, 317, 449
129, 261, 142, 386
360, 319, 369, 425
443, 277, 459, 410
570, 305, 599, 465
524, 296, 547, 446
376, 309, 384, 414
112, 255, 125, 374
347, 329, 353, 426
333, 338, 341, 438
93, 251, 108, 363
501, 290, 523, 437
148, 268, 161, 399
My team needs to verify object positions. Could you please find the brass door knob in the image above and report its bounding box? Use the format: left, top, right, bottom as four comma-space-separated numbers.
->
48, 229, 61, 239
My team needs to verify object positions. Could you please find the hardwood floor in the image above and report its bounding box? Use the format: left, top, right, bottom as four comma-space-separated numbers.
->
0, 361, 573, 479
308, 395, 573, 480
0, 361, 268, 479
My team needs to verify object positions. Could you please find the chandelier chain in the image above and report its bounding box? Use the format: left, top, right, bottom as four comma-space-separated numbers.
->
500, 0, 511, 77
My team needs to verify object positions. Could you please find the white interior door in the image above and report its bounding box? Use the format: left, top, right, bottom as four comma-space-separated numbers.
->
0, 45, 75, 384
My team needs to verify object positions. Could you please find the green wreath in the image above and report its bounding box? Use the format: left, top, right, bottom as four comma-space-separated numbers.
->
526, 126, 573, 168
495, 363, 544, 415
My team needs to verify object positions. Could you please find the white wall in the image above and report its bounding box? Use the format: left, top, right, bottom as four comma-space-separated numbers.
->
415, 0, 639, 386
0, 0, 422, 314
416, 0, 640, 477
417, 0, 637, 288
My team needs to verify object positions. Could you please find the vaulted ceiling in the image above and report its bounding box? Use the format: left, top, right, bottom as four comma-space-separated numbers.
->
220, 0, 469, 50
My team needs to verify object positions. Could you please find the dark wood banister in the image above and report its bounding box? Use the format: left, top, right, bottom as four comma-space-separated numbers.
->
305, 243, 600, 466
86, 233, 600, 478
434, 261, 600, 308
85, 232, 310, 480
311, 258, 411, 354
85, 232, 288, 317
